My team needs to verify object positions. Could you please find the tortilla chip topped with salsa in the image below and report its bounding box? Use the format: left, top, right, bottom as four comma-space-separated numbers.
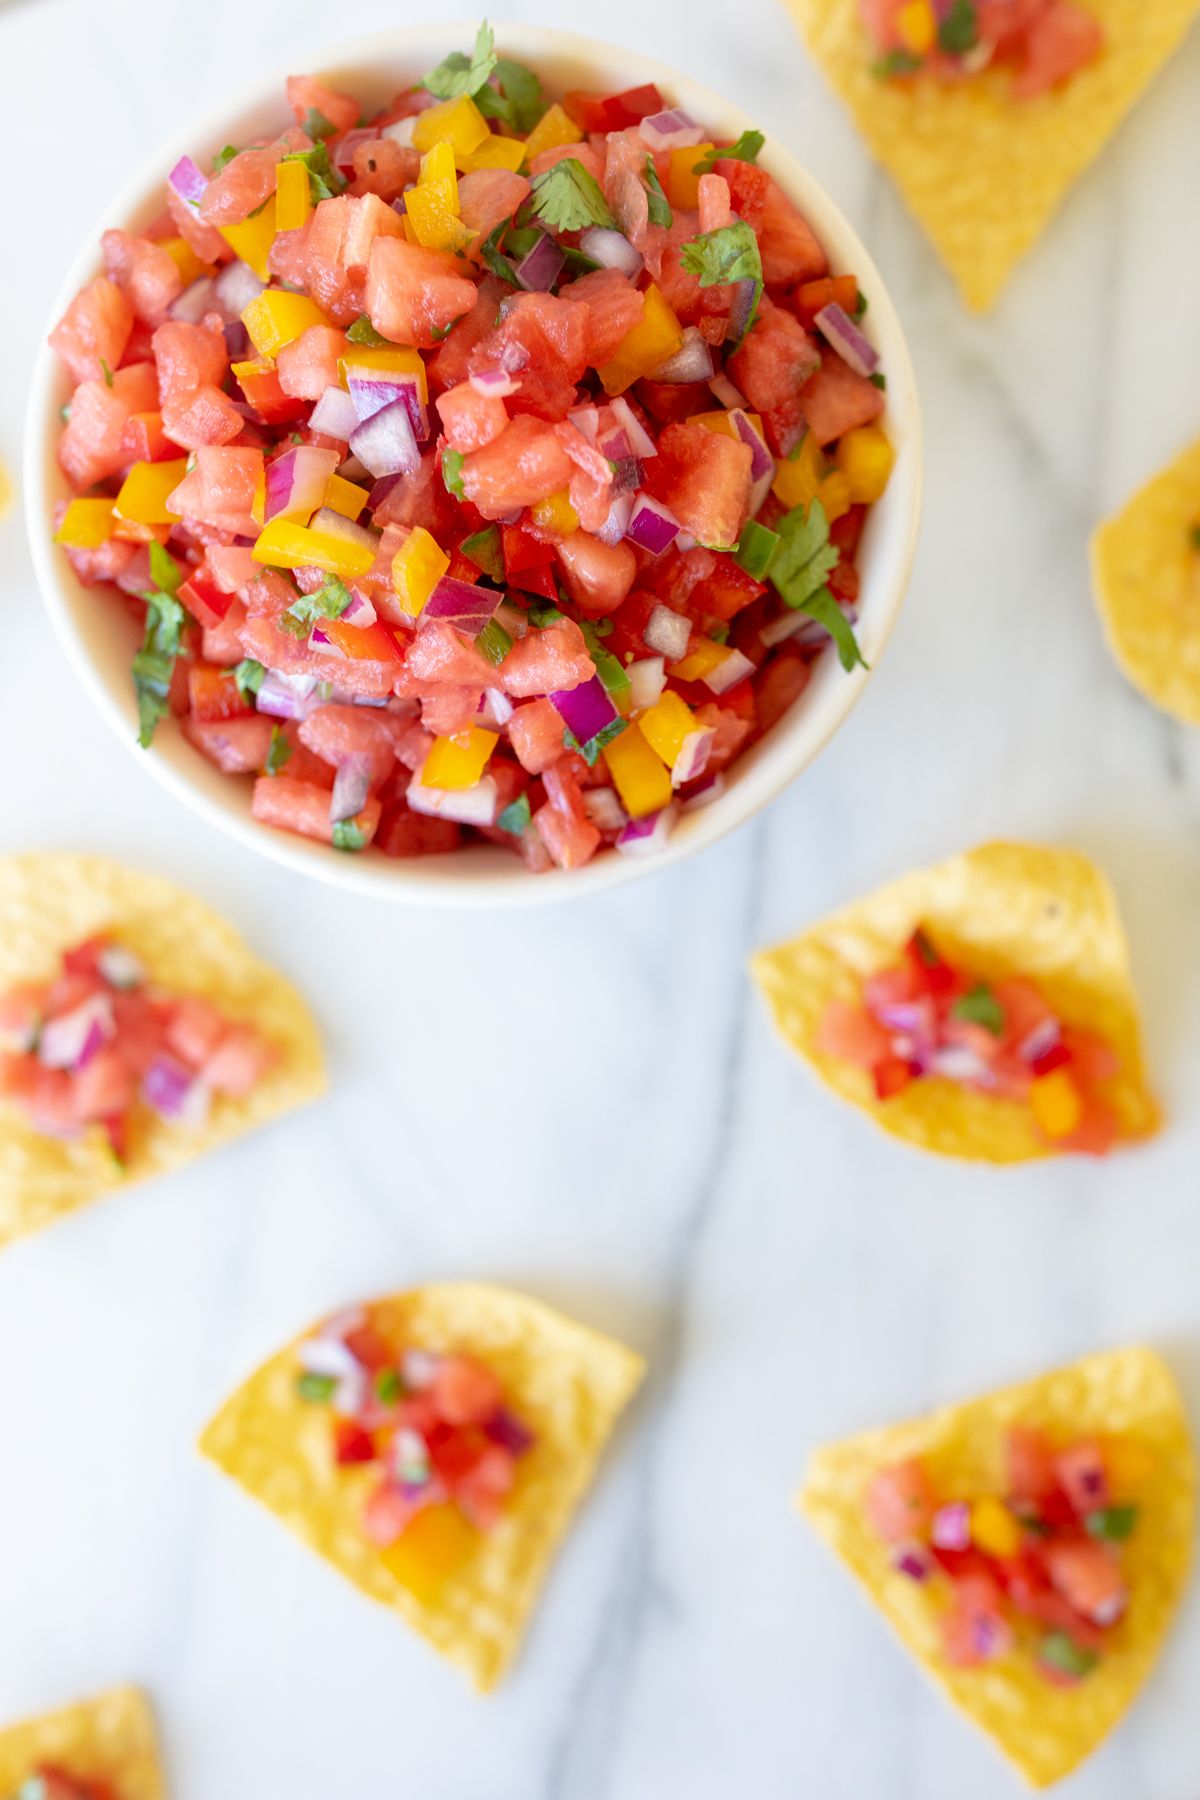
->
0, 1688, 165, 1800
0, 853, 324, 1247
750, 841, 1159, 1162
785, 0, 1200, 310
199, 1283, 644, 1690
798, 1347, 1195, 1787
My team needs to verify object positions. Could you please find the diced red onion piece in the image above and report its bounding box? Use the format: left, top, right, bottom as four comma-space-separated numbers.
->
608, 396, 657, 459
609, 457, 642, 495
264, 446, 335, 524
223, 320, 251, 361
169, 277, 218, 324
644, 603, 690, 662
650, 326, 715, 384
550, 673, 616, 745
703, 646, 755, 694
515, 231, 566, 292
309, 384, 360, 442
616, 803, 678, 856
1092, 1590, 1128, 1628
494, 598, 527, 640
681, 770, 726, 811
347, 371, 428, 441
423, 577, 500, 635
727, 278, 758, 344
469, 368, 520, 398
349, 397, 420, 478
308, 623, 341, 654
583, 786, 627, 832
38, 993, 115, 1072
639, 108, 705, 149
929, 1045, 994, 1085
1019, 1018, 1061, 1065
330, 756, 372, 824
340, 587, 377, 627
98, 945, 144, 990
567, 405, 600, 442
627, 656, 666, 713
484, 1407, 536, 1454
167, 154, 208, 209
596, 491, 634, 547
142, 1056, 210, 1128
299, 1334, 363, 1381
579, 226, 643, 277
402, 1348, 439, 1389
814, 302, 880, 378
760, 611, 818, 649
255, 669, 320, 721
671, 727, 714, 787
337, 453, 369, 483
213, 259, 264, 318
892, 1546, 933, 1583
931, 1501, 972, 1551
380, 115, 418, 148
708, 372, 746, 410
747, 467, 774, 522
627, 495, 681, 556
477, 688, 515, 730
729, 410, 773, 482
597, 426, 634, 464
332, 127, 376, 173
407, 776, 498, 826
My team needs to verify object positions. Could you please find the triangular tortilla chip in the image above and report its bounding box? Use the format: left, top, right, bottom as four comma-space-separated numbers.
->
199, 1283, 644, 1691
1091, 439, 1200, 725
785, 0, 1200, 311
750, 841, 1159, 1162
799, 1348, 1196, 1787
0, 853, 325, 1249
0, 1688, 165, 1799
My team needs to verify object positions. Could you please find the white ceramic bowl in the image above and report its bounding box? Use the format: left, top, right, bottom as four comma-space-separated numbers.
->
25, 22, 921, 908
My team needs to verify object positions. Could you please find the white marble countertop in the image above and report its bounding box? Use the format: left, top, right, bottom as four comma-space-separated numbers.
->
3, 1, 1200, 1795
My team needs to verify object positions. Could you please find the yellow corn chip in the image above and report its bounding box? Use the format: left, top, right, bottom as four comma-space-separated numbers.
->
785, 0, 1200, 310
799, 1347, 1196, 1787
0, 854, 325, 1248
0, 1687, 165, 1799
1091, 439, 1200, 725
199, 1283, 644, 1691
750, 840, 1159, 1162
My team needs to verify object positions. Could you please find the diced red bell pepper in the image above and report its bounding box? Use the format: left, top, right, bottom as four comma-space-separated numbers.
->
333, 1419, 376, 1465
509, 560, 559, 601
320, 616, 406, 663
502, 522, 556, 577
445, 549, 481, 584
827, 560, 860, 607
790, 273, 860, 331
874, 1055, 916, 1100
691, 557, 766, 625
234, 359, 308, 427
903, 928, 958, 999
188, 663, 253, 723
563, 82, 664, 133
635, 378, 708, 426
122, 410, 175, 463
1032, 1041, 1072, 1077
717, 676, 756, 724
179, 569, 233, 630
830, 503, 867, 559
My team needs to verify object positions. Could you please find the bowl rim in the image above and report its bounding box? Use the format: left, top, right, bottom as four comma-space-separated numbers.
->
24, 19, 923, 909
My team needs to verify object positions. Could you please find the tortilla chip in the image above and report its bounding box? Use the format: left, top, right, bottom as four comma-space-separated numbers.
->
1091, 440, 1200, 726
0, 853, 325, 1248
785, 0, 1200, 311
750, 840, 1159, 1162
199, 1283, 644, 1691
799, 1347, 1196, 1787
0, 1687, 165, 1800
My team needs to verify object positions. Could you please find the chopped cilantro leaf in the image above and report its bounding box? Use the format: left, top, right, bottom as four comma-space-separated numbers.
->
951, 983, 1005, 1036
99, 357, 114, 388
643, 156, 673, 228
297, 1372, 337, 1402
711, 622, 730, 645
347, 315, 390, 347
302, 107, 337, 141
855, 289, 869, 318
735, 519, 780, 580
132, 581, 187, 749
871, 48, 924, 76
1039, 1633, 1098, 1680
460, 525, 505, 581
476, 618, 513, 666
869, 372, 887, 390
442, 447, 466, 499
375, 1367, 403, 1404
530, 158, 616, 233
560, 244, 602, 276
679, 221, 762, 344
938, 0, 979, 53
479, 223, 519, 287
430, 317, 462, 342
333, 818, 368, 852
1189, 524, 1200, 552
264, 724, 292, 775
695, 129, 764, 173
281, 574, 353, 636
234, 658, 265, 700
476, 55, 545, 133
424, 20, 498, 100
497, 792, 532, 835
283, 142, 344, 203
564, 717, 629, 766
1085, 1505, 1138, 1541
770, 499, 867, 673
212, 144, 239, 173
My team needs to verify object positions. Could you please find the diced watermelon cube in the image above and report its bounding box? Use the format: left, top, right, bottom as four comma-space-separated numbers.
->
286, 72, 361, 136
101, 228, 184, 327
728, 298, 822, 455
276, 325, 351, 401
49, 276, 134, 386
436, 382, 509, 453
757, 177, 828, 286
459, 416, 575, 519
509, 697, 568, 774
183, 713, 276, 775
642, 420, 752, 549
562, 267, 646, 366
497, 618, 594, 698
251, 774, 381, 846
457, 168, 532, 248
298, 703, 402, 787
58, 362, 159, 490
366, 236, 478, 348
798, 354, 886, 447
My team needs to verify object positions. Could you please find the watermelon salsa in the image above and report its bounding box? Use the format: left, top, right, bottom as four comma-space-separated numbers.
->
0, 935, 275, 1158
49, 24, 897, 874
7, 1769, 119, 1800
870, 1428, 1144, 1684
864, 0, 1104, 94
818, 926, 1127, 1154
297, 1307, 534, 1600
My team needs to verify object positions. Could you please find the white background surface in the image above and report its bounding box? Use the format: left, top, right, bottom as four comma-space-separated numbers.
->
2, 2, 1200, 1796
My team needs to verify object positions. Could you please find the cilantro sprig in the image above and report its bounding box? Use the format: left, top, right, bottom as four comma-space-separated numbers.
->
132, 543, 187, 748
679, 220, 762, 345
424, 20, 498, 100
496, 792, 532, 835
302, 108, 337, 142
564, 718, 629, 766
695, 129, 764, 173
281, 574, 353, 637
234, 658, 265, 700
951, 984, 1006, 1036
347, 315, 392, 348
770, 499, 867, 673
938, 0, 979, 53
529, 158, 615, 233
476, 55, 545, 133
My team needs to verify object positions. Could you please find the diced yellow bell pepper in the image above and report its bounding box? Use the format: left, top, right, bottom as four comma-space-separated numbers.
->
159, 235, 215, 287
638, 690, 698, 768
459, 134, 527, 174
113, 458, 189, 526
380, 1504, 477, 1603
392, 525, 449, 618
1031, 1070, 1084, 1139
597, 285, 685, 397
242, 290, 332, 358
531, 489, 579, 535
250, 469, 266, 529
603, 722, 673, 818
897, 0, 937, 53
340, 345, 429, 404
522, 103, 583, 164
412, 93, 490, 160
816, 471, 853, 524
970, 1497, 1022, 1560
252, 518, 376, 579
772, 433, 825, 510
668, 144, 713, 209
838, 426, 895, 505
275, 157, 312, 233
406, 141, 472, 253
218, 196, 277, 281
54, 497, 117, 548
670, 639, 730, 684
693, 410, 764, 442
324, 472, 369, 521
422, 727, 499, 790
